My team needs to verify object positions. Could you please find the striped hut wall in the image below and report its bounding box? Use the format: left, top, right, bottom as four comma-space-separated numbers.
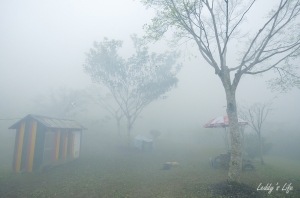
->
59, 131, 63, 159
12, 132, 19, 172
32, 123, 46, 172
63, 131, 68, 158
52, 130, 60, 162
26, 120, 37, 172
71, 132, 75, 158
79, 131, 82, 157
56, 130, 61, 160
12, 122, 25, 172
20, 119, 32, 171
60, 130, 68, 159
66, 132, 74, 158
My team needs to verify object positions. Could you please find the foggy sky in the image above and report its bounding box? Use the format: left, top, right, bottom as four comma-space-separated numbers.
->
1, 0, 300, 132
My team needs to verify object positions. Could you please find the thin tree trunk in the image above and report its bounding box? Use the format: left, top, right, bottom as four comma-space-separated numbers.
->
117, 119, 121, 137
259, 135, 265, 165
126, 117, 131, 149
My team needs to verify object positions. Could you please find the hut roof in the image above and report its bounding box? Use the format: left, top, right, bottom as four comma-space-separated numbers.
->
8, 114, 87, 130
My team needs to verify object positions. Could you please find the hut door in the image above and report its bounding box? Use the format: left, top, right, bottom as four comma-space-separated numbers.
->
73, 132, 80, 158
43, 132, 55, 164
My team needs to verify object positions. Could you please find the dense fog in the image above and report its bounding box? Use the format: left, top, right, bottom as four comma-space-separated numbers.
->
0, 0, 300, 197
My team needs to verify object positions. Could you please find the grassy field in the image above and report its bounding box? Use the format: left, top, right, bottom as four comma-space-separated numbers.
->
0, 137, 299, 198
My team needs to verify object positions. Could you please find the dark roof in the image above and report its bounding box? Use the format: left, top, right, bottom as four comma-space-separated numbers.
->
9, 114, 87, 130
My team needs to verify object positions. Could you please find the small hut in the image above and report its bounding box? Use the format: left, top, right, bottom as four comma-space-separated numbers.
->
8, 114, 87, 172
134, 135, 155, 151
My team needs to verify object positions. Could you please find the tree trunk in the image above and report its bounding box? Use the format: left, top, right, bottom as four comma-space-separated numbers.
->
226, 91, 242, 183
259, 135, 265, 165
126, 117, 131, 149
117, 119, 121, 137
220, 68, 242, 183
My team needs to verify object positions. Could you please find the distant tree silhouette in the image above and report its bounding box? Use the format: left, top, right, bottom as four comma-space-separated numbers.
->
84, 35, 181, 147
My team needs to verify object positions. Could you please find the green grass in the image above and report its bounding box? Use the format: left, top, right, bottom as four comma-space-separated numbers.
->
0, 138, 299, 198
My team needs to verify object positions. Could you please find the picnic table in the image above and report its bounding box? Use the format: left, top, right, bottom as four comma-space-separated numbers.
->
209, 151, 254, 171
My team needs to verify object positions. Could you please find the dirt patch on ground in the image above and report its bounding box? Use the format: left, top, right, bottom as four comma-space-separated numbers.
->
210, 181, 262, 198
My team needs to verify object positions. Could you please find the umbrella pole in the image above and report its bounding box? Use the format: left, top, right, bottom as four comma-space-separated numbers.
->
240, 125, 245, 156
220, 127, 230, 151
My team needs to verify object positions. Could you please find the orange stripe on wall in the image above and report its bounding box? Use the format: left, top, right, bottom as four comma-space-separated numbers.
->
14, 122, 25, 172
26, 120, 37, 172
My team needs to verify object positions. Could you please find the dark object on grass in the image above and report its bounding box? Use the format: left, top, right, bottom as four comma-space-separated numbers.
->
210, 181, 262, 198
160, 162, 180, 170
209, 152, 254, 171
242, 159, 255, 171
161, 164, 171, 170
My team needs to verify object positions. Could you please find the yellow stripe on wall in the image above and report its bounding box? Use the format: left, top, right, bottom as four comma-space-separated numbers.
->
28, 120, 37, 172
15, 122, 25, 172
55, 130, 60, 160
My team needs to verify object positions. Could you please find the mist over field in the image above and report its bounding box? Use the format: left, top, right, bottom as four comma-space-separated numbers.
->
1, 0, 300, 197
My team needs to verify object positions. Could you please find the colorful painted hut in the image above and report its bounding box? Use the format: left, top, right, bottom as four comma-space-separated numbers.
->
8, 114, 87, 172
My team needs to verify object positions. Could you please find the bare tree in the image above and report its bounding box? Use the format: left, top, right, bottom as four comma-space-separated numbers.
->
32, 87, 87, 119
85, 85, 125, 136
84, 35, 181, 148
239, 102, 274, 165
141, 0, 300, 183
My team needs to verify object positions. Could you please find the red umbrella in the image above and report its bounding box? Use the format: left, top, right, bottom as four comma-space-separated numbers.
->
203, 116, 248, 128
204, 116, 248, 150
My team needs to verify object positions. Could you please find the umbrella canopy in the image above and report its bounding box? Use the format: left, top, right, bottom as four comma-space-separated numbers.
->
203, 116, 248, 128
